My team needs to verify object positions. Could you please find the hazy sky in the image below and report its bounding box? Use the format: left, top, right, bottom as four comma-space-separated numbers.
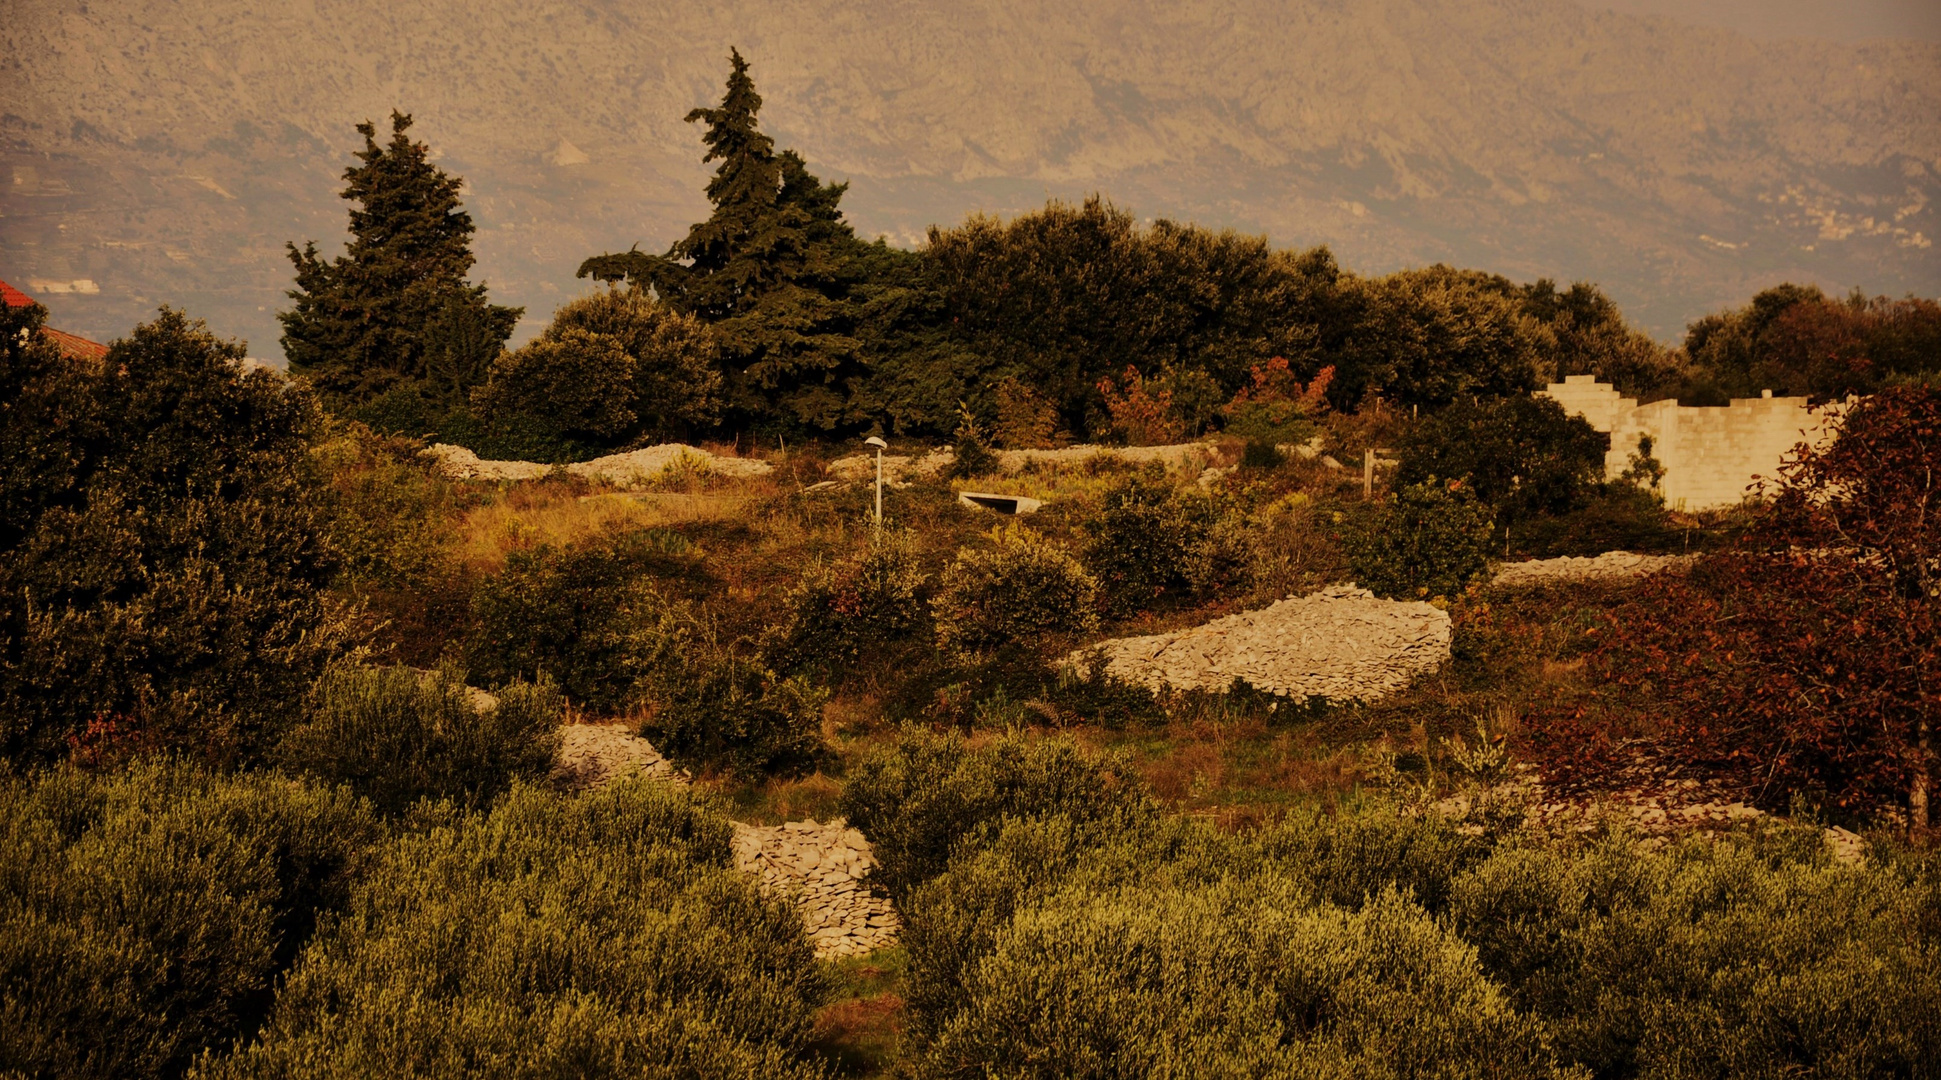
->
1577, 0, 1941, 40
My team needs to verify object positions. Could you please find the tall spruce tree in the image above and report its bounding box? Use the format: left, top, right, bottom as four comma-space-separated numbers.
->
282, 112, 519, 410
579, 51, 866, 432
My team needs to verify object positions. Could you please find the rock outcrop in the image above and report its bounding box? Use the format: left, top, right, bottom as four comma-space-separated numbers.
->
1491, 551, 1693, 588
429, 443, 773, 487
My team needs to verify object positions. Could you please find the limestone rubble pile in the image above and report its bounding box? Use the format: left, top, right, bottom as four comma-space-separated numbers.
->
1491, 551, 1693, 588
1075, 585, 1453, 702
429, 443, 773, 487
824, 440, 1219, 486
552, 723, 898, 959
731, 821, 902, 959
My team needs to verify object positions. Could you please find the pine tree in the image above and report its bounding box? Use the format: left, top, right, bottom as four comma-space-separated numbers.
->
282, 112, 520, 409
578, 51, 867, 432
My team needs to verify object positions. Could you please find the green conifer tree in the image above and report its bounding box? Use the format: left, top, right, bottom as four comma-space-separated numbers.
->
579, 51, 867, 432
282, 112, 520, 411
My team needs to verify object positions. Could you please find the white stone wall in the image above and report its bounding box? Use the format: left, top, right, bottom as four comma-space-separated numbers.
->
1538, 375, 1837, 511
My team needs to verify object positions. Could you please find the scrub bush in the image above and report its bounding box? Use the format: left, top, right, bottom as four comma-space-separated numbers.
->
0, 307, 352, 768
838, 727, 1151, 904
1450, 829, 1941, 1078
0, 761, 377, 1080
203, 780, 829, 1080
639, 649, 828, 779
923, 882, 1564, 1079
932, 525, 1099, 661
1396, 395, 1609, 533
466, 530, 692, 712
277, 663, 562, 817
763, 529, 930, 677
1343, 478, 1494, 600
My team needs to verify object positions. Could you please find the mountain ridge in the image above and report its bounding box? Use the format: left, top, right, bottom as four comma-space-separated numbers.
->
2, 0, 1936, 353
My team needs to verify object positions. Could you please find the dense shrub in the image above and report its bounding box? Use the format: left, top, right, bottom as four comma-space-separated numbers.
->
466, 530, 692, 713
1395, 395, 1609, 533
1343, 479, 1495, 600
0, 306, 353, 769
1081, 475, 1206, 614
838, 727, 1152, 903
471, 328, 638, 457
1222, 357, 1332, 444
638, 648, 828, 779
932, 524, 1100, 661
0, 761, 378, 1080
763, 529, 930, 677
1450, 830, 1941, 1077
1682, 284, 1941, 403
204, 779, 829, 1080
924, 882, 1563, 1079
277, 663, 562, 817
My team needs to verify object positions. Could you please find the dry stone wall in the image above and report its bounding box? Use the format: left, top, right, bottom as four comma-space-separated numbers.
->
1074, 585, 1452, 702
430, 443, 773, 487
1491, 551, 1693, 588
1539, 375, 1838, 511
552, 723, 897, 959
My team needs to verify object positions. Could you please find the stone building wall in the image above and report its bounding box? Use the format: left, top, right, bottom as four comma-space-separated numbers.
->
1539, 375, 1838, 511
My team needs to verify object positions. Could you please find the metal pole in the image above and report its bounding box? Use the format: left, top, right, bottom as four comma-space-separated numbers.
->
874, 447, 883, 527
1364, 449, 1374, 499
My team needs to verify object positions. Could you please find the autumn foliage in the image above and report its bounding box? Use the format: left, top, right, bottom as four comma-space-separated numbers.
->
1530, 387, 1940, 823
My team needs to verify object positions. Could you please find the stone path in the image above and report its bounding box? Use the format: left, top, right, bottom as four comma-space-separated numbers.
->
1492, 551, 1693, 588
552, 722, 897, 959
1074, 584, 1452, 703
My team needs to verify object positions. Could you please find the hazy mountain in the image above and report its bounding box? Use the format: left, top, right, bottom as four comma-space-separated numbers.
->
3, 0, 1937, 355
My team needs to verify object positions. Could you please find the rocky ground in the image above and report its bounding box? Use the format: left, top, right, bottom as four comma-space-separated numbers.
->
1492, 551, 1694, 588
429, 443, 774, 486
1432, 747, 1866, 863
552, 722, 898, 959
1076, 584, 1452, 703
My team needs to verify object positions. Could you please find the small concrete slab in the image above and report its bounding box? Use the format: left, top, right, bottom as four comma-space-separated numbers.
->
958, 491, 1044, 514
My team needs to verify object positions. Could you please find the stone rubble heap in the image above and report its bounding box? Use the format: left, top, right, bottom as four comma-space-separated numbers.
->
1491, 551, 1693, 588
430, 443, 773, 487
731, 821, 903, 959
551, 723, 898, 959
1075, 584, 1453, 703
1433, 752, 1865, 863
824, 440, 1220, 486
551, 722, 689, 789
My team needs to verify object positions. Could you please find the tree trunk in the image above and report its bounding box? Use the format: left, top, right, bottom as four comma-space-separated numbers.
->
1914, 713, 1932, 831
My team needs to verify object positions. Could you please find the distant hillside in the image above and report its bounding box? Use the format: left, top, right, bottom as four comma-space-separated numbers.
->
3, 0, 1936, 354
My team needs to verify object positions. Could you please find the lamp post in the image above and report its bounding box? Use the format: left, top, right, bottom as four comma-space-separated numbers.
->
864, 436, 888, 528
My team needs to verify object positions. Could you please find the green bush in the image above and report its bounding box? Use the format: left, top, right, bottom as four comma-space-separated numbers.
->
0, 761, 378, 1080
277, 663, 562, 817
1449, 829, 1941, 1078
838, 727, 1151, 904
1395, 396, 1609, 533
923, 881, 1564, 1079
933, 524, 1100, 661
466, 530, 692, 712
0, 306, 353, 768
1343, 478, 1495, 600
202, 779, 828, 1080
1081, 474, 1205, 614
763, 529, 930, 677
471, 328, 637, 457
638, 649, 828, 780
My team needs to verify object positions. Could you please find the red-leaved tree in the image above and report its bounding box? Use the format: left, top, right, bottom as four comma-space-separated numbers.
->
1532, 387, 1939, 826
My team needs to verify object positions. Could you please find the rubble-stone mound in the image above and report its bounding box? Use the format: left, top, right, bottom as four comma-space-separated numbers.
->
429, 443, 773, 487
1075, 584, 1452, 702
1491, 551, 1693, 588
551, 723, 899, 959
551, 722, 688, 790
732, 820, 903, 959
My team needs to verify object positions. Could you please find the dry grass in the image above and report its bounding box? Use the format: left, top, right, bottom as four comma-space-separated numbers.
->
448, 480, 768, 573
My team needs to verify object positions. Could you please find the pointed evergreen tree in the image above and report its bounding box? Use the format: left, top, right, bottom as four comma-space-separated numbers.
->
282, 112, 520, 410
579, 51, 868, 432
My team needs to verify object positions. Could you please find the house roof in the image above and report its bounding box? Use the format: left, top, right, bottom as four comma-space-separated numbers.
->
0, 278, 111, 361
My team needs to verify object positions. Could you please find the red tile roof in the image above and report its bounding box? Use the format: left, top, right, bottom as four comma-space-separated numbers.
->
0, 278, 111, 360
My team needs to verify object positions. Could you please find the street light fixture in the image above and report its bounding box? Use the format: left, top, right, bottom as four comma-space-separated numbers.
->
864, 436, 888, 527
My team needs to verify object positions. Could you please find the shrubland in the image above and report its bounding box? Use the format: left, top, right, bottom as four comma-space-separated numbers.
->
7, 47, 1941, 1080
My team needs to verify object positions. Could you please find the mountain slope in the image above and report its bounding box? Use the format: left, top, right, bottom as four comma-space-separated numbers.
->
2, 0, 1936, 353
